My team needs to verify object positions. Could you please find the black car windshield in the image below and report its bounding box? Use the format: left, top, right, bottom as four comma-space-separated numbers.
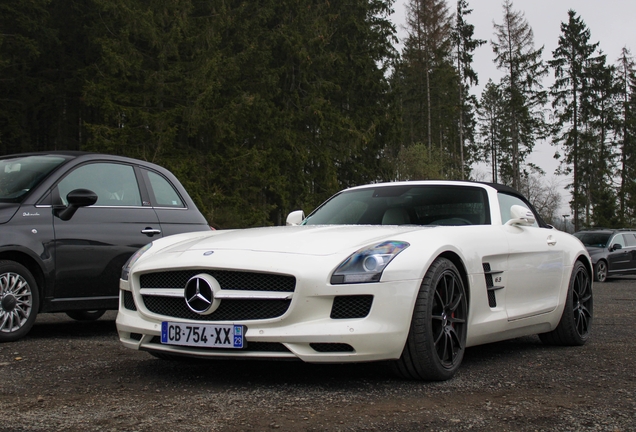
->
574, 232, 611, 248
0, 155, 67, 203
304, 185, 490, 226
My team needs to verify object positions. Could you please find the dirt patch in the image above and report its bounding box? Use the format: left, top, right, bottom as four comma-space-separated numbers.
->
1, 278, 635, 431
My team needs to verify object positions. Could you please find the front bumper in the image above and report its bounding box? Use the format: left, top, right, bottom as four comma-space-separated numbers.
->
116, 276, 421, 363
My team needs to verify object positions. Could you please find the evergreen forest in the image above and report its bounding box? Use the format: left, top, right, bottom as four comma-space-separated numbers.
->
1, 0, 635, 230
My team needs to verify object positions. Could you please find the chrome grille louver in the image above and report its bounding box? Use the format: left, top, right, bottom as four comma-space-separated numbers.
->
137, 270, 296, 321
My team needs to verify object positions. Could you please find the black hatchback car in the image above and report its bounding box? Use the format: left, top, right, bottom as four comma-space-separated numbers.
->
0, 151, 210, 341
573, 229, 636, 282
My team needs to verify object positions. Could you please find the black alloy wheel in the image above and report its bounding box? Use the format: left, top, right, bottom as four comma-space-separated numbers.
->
540, 261, 593, 346
392, 257, 468, 381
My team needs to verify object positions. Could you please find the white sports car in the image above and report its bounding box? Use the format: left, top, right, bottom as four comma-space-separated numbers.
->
116, 181, 593, 380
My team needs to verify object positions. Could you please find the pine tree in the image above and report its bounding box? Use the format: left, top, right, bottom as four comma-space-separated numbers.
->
0, 0, 58, 153
616, 48, 636, 224
585, 55, 618, 227
477, 80, 507, 183
401, 0, 452, 155
549, 9, 602, 231
491, 0, 548, 190
452, 0, 485, 179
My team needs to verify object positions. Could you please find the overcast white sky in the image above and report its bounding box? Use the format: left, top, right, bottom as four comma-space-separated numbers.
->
390, 0, 636, 214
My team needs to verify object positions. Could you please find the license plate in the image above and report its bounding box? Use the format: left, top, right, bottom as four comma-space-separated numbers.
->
161, 322, 244, 349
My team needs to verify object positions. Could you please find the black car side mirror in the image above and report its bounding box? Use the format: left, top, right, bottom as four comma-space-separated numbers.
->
55, 189, 98, 221
611, 243, 623, 252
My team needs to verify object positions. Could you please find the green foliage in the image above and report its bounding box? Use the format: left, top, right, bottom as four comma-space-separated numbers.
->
549, 9, 618, 231
396, 143, 445, 180
0, 0, 400, 228
395, 0, 482, 181
477, 80, 507, 183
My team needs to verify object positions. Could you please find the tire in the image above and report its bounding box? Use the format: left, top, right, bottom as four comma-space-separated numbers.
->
392, 257, 468, 381
0, 260, 39, 343
594, 260, 607, 283
65, 310, 107, 321
539, 261, 593, 346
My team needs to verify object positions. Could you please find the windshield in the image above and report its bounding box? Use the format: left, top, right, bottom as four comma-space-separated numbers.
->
304, 185, 490, 226
574, 232, 611, 248
0, 155, 67, 203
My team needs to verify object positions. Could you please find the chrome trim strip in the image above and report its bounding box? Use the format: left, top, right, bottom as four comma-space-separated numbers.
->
140, 288, 183, 297
139, 288, 293, 300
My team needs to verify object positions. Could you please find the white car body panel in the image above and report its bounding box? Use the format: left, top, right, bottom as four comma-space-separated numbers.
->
116, 181, 591, 364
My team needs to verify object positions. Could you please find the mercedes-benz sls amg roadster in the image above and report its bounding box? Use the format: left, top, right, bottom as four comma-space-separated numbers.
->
116, 181, 593, 381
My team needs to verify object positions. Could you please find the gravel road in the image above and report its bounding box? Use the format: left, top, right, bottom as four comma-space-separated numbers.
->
1, 277, 635, 431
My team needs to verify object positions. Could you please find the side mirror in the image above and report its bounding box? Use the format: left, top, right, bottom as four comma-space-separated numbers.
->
55, 189, 98, 221
505, 205, 536, 227
286, 210, 305, 226
611, 243, 623, 252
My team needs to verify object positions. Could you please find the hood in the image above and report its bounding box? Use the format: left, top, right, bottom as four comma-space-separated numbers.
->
160, 225, 430, 256
585, 246, 607, 258
0, 203, 20, 224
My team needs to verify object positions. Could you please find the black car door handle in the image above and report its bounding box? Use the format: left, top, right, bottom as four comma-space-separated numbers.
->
141, 228, 161, 236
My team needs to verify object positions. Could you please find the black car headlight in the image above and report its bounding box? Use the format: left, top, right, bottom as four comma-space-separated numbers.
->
330, 241, 409, 284
121, 242, 153, 281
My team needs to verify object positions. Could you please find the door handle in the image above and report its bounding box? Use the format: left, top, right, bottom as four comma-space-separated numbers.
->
547, 235, 557, 246
141, 227, 162, 236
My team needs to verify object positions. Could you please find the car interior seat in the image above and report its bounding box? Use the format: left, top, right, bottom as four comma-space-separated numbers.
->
382, 208, 411, 225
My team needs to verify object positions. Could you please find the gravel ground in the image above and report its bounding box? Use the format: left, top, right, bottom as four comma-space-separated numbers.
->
1, 277, 635, 431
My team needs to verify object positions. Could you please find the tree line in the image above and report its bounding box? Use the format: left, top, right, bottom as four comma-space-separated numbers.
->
1, 0, 635, 230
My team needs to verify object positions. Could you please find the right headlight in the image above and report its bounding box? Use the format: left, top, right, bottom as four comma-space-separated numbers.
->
121, 242, 153, 281
330, 241, 410, 284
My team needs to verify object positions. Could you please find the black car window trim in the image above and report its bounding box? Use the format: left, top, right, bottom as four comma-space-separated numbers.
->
132, 165, 154, 207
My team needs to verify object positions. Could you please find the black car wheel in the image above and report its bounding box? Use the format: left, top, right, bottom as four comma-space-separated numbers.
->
539, 261, 593, 346
0, 261, 39, 342
392, 257, 467, 381
65, 310, 107, 321
594, 260, 607, 282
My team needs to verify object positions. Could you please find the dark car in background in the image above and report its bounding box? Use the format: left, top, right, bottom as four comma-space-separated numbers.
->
573, 229, 636, 282
0, 151, 210, 342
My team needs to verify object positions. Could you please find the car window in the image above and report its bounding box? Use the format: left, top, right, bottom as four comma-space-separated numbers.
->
573, 232, 611, 247
611, 234, 626, 248
624, 233, 636, 247
498, 193, 539, 227
0, 155, 66, 203
304, 185, 490, 226
146, 170, 185, 208
57, 163, 141, 206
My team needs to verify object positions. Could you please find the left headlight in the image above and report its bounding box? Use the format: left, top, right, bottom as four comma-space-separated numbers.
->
331, 241, 409, 284
121, 242, 153, 281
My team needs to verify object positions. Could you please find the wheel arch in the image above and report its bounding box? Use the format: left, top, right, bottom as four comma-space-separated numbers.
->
577, 253, 593, 280
0, 250, 47, 311
437, 251, 470, 307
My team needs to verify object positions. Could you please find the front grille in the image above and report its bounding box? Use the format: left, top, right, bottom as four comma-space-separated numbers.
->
143, 296, 291, 321
149, 337, 291, 353
330, 295, 373, 319
310, 343, 354, 353
140, 270, 295, 292
138, 270, 295, 321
